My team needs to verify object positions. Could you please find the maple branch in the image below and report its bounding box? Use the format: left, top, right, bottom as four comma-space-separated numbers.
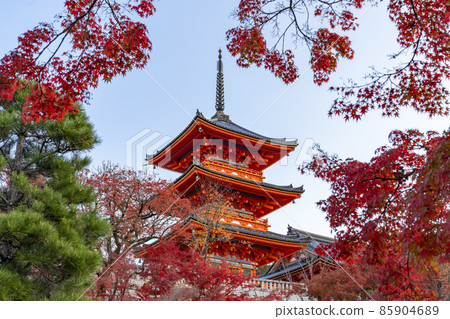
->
342, 30, 422, 92
408, 0, 425, 32
380, 179, 404, 218
317, 0, 341, 17
38, 30, 73, 80
272, 20, 295, 52
71, 5, 103, 73
106, 0, 125, 32
301, 2, 311, 45
361, 170, 416, 183
317, 0, 345, 5
255, 0, 315, 50
35, 0, 99, 63
259, 0, 292, 16
288, 0, 315, 43
405, 252, 421, 298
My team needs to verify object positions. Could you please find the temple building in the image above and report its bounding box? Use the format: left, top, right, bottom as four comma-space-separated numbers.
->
261, 226, 335, 281
146, 50, 329, 277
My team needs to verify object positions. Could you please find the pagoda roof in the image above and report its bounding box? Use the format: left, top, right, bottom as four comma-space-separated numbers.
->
220, 221, 311, 245
174, 163, 304, 195
147, 113, 298, 171
172, 164, 303, 218
141, 215, 309, 266
142, 215, 310, 249
208, 113, 298, 147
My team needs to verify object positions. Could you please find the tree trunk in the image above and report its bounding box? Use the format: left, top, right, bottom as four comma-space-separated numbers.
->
7, 134, 25, 213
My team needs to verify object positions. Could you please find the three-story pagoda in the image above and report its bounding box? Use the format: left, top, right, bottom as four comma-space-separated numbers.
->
147, 50, 311, 275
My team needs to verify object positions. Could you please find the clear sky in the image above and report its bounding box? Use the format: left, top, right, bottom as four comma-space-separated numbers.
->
1, 1, 448, 236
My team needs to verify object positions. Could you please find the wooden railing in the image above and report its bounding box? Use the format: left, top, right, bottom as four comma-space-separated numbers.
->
126, 276, 308, 301
249, 278, 293, 291
221, 212, 269, 231
202, 159, 264, 182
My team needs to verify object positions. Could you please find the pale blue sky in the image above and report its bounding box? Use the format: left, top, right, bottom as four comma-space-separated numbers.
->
1, 1, 448, 236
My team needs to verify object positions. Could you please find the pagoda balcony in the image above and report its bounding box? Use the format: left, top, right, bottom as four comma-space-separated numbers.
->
202, 158, 265, 183
221, 210, 269, 232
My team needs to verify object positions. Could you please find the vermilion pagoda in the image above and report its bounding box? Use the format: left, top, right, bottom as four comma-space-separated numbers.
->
147, 50, 313, 275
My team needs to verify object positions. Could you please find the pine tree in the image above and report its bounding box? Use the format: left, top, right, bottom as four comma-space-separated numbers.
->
0, 84, 109, 300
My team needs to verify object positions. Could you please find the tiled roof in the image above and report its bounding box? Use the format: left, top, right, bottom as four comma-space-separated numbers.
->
287, 226, 334, 244
260, 226, 335, 279
259, 257, 325, 280
208, 117, 298, 146
174, 164, 304, 194
147, 113, 298, 161
219, 221, 311, 244
140, 215, 311, 253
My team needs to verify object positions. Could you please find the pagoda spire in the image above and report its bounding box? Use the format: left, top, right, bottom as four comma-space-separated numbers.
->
212, 49, 230, 122
215, 49, 224, 112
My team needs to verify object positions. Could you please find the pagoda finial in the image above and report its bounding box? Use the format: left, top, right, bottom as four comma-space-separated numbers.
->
215, 48, 224, 112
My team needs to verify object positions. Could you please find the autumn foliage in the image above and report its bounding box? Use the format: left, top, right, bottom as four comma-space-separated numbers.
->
329, 0, 450, 120
223, 0, 450, 301
229, 0, 449, 121
137, 241, 254, 301
227, 0, 358, 84
305, 261, 377, 301
1, 0, 449, 301
79, 166, 287, 301
302, 129, 449, 300
0, 0, 154, 122
80, 163, 191, 300
182, 180, 235, 258
2, 0, 447, 121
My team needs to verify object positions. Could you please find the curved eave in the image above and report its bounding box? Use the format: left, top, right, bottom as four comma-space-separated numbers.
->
172, 165, 303, 218
201, 117, 298, 147
287, 227, 335, 244
139, 216, 308, 257
189, 218, 308, 265
220, 222, 311, 247
147, 116, 298, 170
174, 164, 304, 195
146, 116, 200, 166
260, 257, 336, 280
